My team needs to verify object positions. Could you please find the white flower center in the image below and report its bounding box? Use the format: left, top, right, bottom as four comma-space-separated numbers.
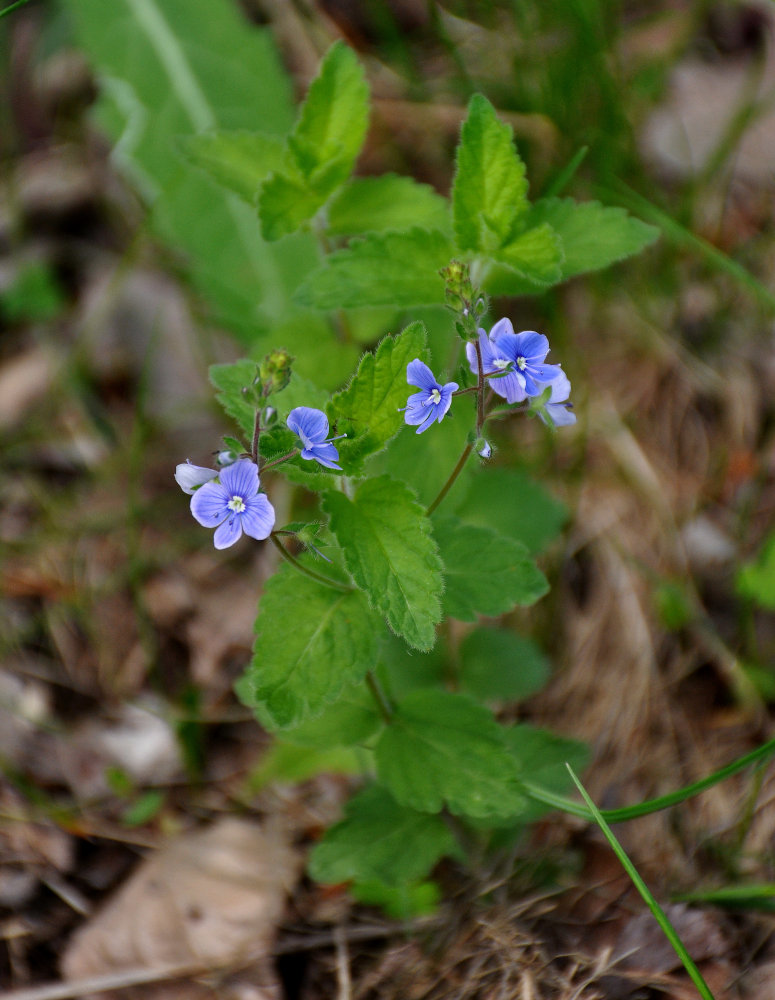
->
493, 358, 511, 370
429, 388, 441, 405
227, 495, 246, 513
516, 356, 527, 370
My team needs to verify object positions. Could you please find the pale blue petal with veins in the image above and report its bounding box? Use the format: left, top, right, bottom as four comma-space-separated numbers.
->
189, 458, 275, 549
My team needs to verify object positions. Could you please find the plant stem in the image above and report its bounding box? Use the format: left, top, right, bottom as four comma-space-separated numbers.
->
366, 670, 393, 724
269, 533, 351, 592
426, 441, 473, 517
251, 409, 261, 464
474, 336, 485, 435
261, 448, 299, 471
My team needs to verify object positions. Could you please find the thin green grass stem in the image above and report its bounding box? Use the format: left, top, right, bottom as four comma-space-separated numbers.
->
0, 0, 33, 18
602, 183, 775, 314
567, 765, 715, 1000
522, 735, 775, 822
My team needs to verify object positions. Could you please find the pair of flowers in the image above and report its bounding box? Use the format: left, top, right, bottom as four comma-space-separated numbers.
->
175, 407, 342, 549
403, 318, 575, 433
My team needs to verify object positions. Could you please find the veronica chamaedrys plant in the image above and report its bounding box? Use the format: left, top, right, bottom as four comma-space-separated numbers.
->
165, 38, 663, 919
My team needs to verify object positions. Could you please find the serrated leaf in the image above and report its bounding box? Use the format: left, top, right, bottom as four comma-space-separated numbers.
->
265, 682, 381, 748
327, 321, 428, 472
246, 564, 378, 728
327, 175, 451, 236
209, 359, 259, 436
309, 783, 459, 886
287, 41, 369, 194
495, 222, 563, 285
433, 516, 548, 621
454, 468, 567, 555
460, 627, 549, 702
527, 197, 659, 278
258, 170, 327, 241
452, 94, 529, 253
246, 742, 365, 792
177, 130, 285, 203
376, 631, 445, 700
294, 228, 452, 310
324, 476, 443, 650
375, 690, 525, 818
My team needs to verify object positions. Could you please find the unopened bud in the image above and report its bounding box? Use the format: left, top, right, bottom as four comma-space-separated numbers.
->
258, 348, 294, 395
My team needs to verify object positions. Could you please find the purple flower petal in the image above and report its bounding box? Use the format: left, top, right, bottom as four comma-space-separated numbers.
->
241, 494, 276, 539
175, 462, 218, 494
491, 370, 527, 404
406, 359, 438, 391
414, 405, 439, 433
190, 481, 230, 527
213, 515, 243, 549
219, 459, 259, 499
488, 317, 515, 344
512, 330, 550, 362
287, 407, 329, 446
301, 443, 342, 470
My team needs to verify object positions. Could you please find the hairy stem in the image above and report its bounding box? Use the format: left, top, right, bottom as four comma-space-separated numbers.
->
474, 336, 485, 436
269, 533, 351, 592
261, 448, 299, 471
251, 409, 261, 465
426, 442, 473, 517
366, 670, 393, 724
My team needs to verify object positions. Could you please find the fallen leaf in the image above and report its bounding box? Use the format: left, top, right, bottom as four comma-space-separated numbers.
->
61, 817, 301, 979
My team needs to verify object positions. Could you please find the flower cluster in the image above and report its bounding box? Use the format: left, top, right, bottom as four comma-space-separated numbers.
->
177, 407, 344, 549
401, 317, 575, 437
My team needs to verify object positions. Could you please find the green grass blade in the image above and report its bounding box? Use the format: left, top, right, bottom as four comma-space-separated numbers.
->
567, 765, 715, 1000
600, 183, 775, 314
522, 735, 775, 822
674, 884, 775, 912
543, 145, 589, 198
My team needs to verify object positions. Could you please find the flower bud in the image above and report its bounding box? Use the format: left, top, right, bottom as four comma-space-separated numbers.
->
259, 348, 294, 396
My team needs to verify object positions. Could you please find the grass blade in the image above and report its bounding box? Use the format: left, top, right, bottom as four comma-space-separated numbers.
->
567, 764, 715, 1000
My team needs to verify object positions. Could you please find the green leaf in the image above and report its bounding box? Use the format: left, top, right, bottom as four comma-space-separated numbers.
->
494, 222, 563, 286
527, 197, 659, 278
351, 878, 441, 919
262, 682, 381, 748
209, 359, 259, 437
245, 564, 378, 728
454, 468, 567, 555
327, 321, 428, 472
375, 690, 525, 818
376, 632, 445, 700
63, 0, 318, 340
452, 94, 529, 253
327, 174, 451, 236
308, 783, 459, 886
0, 262, 64, 323
324, 476, 444, 651
294, 228, 452, 310
246, 742, 366, 792
460, 627, 550, 702
257, 171, 328, 241
287, 41, 369, 194
433, 516, 548, 622
177, 129, 285, 203
737, 534, 775, 609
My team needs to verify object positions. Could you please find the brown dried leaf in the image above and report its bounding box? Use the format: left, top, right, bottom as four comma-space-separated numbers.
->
61, 818, 301, 979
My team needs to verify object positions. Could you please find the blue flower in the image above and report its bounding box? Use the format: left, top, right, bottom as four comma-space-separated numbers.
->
466, 318, 563, 403
536, 371, 576, 428
190, 459, 275, 549
403, 359, 459, 434
287, 407, 344, 470
175, 461, 218, 494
